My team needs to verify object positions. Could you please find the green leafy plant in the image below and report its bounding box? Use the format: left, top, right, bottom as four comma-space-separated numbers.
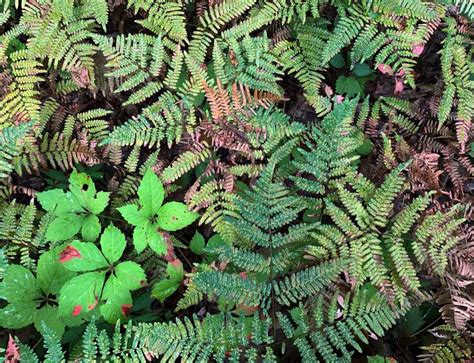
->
37, 170, 110, 242
118, 169, 198, 254
151, 259, 184, 302
0, 248, 78, 336
57, 224, 146, 323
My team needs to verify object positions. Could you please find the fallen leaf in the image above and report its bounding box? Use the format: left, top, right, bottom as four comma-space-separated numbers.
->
377, 64, 393, 75
394, 79, 404, 94
5, 335, 20, 363
324, 85, 333, 97
412, 44, 424, 56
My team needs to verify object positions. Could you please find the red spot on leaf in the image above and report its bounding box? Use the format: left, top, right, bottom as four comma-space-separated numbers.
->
88, 298, 98, 311
121, 304, 132, 316
5, 335, 20, 363
377, 63, 393, 75
72, 305, 82, 316
163, 233, 176, 262
412, 44, 424, 56
140, 279, 147, 287
171, 216, 177, 221
240, 272, 248, 280
59, 245, 81, 263
225, 351, 231, 358
170, 258, 182, 267
335, 95, 344, 104
394, 79, 404, 95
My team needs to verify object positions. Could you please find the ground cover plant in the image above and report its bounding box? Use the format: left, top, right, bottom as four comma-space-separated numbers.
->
0, 0, 473, 361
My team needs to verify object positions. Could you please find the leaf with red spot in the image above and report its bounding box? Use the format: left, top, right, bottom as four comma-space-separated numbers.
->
121, 304, 132, 316
59, 241, 108, 272
377, 64, 393, 75
59, 245, 82, 263
88, 297, 98, 311
100, 284, 133, 323
5, 335, 20, 363
156, 202, 199, 232
72, 305, 82, 316
58, 271, 105, 318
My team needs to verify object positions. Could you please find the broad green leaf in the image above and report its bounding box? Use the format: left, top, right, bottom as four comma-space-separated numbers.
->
138, 169, 164, 216
132, 223, 154, 254
330, 53, 345, 68
58, 271, 105, 317
100, 286, 132, 323
60, 241, 108, 272
89, 191, 110, 214
115, 261, 146, 291
166, 260, 184, 282
336, 75, 363, 97
37, 190, 83, 215
37, 249, 75, 294
81, 214, 101, 242
2, 265, 41, 302
118, 204, 149, 226
157, 202, 199, 231
190, 231, 205, 255
151, 279, 179, 302
46, 213, 83, 241
69, 170, 97, 207
148, 229, 167, 255
353, 63, 373, 77
100, 224, 126, 264
0, 301, 37, 329
34, 305, 66, 337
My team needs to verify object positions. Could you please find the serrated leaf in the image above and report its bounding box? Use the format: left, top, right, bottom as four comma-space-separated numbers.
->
46, 213, 83, 241
157, 202, 198, 231
115, 261, 146, 291
58, 271, 105, 317
37, 248, 75, 295
0, 301, 37, 329
138, 169, 164, 216
59, 241, 108, 272
37, 190, 83, 215
132, 223, 154, 254
353, 63, 373, 77
118, 204, 149, 226
2, 265, 41, 302
34, 305, 66, 337
336, 75, 363, 97
100, 280, 132, 323
166, 260, 184, 282
100, 224, 126, 264
81, 214, 101, 242
190, 231, 205, 255
148, 229, 167, 255
89, 191, 110, 214
69, 170, 97, 206
151, 279, 179, 302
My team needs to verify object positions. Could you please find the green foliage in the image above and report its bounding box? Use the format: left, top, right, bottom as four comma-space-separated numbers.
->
0, 248, 77, 336
0, 0, 471, 361
118, 169, 198, 254
37, 169, 110, 242
58, 224, 146, 323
